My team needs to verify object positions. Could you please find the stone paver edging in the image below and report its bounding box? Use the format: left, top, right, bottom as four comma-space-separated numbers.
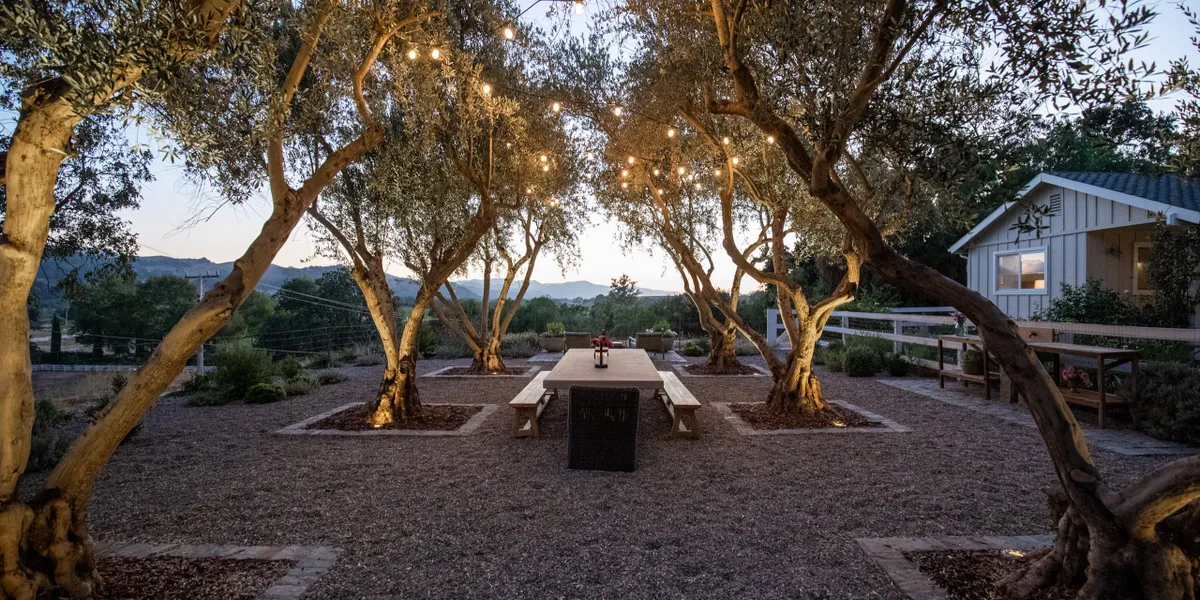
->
275, 402, 498, 437
422, 365, 540, 378
96, 542, 340, 599
670, 362, 769, 377
712, 400, 910, 435
879, 378, 1198, 456
857, 534, 1052, 600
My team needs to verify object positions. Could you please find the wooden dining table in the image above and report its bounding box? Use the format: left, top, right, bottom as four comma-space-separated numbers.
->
543, 348, 665, 398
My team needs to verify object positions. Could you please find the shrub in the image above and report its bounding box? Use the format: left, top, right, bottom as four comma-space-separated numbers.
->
733, 336, 758, 356
651, 319, 676, 335
317, 370, 349, 385
110, 373, 127, 395
682, 341, 706, 357
1127, 363, 1200, 445
27, 401, 70, 472
307, 353, 339, 369
1038, 280, 1142, 325
884, 352, 910, 377
337, 348, 359, 364
432, 338, 473, 359
824, 349, 845, 372
500, 332, 542, 358
277, 355, 303, 380
842, 346, 880, 377
212, 345, 276, 400
245, 382, 287, 404
283, 375, 320, 396
542, 321, 566, 336
355, 353, 385, 366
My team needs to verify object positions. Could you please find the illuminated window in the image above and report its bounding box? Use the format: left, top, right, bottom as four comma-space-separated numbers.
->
996, 249, 1045, 292
1133, 243, 1153, 294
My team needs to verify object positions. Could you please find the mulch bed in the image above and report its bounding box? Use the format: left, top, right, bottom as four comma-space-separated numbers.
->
307, 403, 482, 431
96, 556, 290, 600
907, 550, 1074, 600
435, 366, 530, 376
684, 363, 762, 376
729, 402, 881, 429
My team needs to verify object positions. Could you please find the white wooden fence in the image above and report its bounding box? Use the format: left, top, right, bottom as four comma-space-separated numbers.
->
766, 308, 1200, 368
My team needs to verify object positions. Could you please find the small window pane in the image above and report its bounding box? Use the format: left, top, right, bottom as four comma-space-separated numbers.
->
1021, 251, 1045, 290
1135, 246, 1152, 291
997, 254, 1019, 290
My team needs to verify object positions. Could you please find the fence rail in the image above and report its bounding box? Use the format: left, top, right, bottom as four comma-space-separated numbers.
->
766, 308, 1200, 368
33, 364, 211, 373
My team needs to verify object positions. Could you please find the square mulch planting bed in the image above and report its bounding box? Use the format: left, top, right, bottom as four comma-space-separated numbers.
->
96, 555, 291, 600
308, 403, 483, 431
906, 550, 1073, 600
683, 363, 763, 376
729, 402, 881, 429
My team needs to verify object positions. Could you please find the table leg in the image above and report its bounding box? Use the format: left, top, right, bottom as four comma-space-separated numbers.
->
1097, 358, 1107, 429
938, 339, 944, 388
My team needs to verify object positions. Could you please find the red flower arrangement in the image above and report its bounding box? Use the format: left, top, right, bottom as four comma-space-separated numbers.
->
591, 335, 613, 349
1061, 365, 1091, 391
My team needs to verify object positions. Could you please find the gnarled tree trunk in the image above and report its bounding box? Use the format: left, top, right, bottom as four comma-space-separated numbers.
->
470, 338, 506, 374
705, 324, 740, 370
368, 294, 427, 427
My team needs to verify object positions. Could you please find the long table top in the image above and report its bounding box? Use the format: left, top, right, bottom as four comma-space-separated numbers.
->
937, 335, 1140, 359
544, 349, 664, 390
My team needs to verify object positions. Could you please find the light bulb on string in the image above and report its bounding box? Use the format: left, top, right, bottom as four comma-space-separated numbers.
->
540, 154, 548, 163
626, 156, 635, 165
657, 189, 664, 195
586, 152, 594, 159
722, 137, 730, 145
526, 187, 533, 194
732, 157, 740, 165
574, 0, 583, 13
766, 135, 775, 144
430, 48, 441, 59
621, 182, 628, 189
503, 26, 515, 40
551, 101, 561, 112
694, 183, 702, 190
677, 167, 686, 175
667, 128, 676, 138
542, 165, 550, 172
613, 106, 623, 117
713, 168, 721, 176
481, 83, 492, 95
621, 169, 628, 177
652, 168, 659, 176
407, 49, 418, 60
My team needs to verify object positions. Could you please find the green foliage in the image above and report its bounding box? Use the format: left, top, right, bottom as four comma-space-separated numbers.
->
840, 284, 902, 313
884, 353, 911, 377
1145, 222, 1200, 327
67, 272, 197, 356
824, 349, 845, 372
245, 383, 287, 405
109, 373, 127, 395
842, 346, 882, 377
283, 375, 319, 397
277, 355, 303, 380
1127, 363, 1200, 445
514, 299, 563, 336
211, 344, 276, 400
316, 370, 349, 385
27, 401, 71, 473
500, 332, 542, 358
216, 291, 276, 342
307, 353, 340, 369
355, 353, 384, 366
682, 341, 706, 357
50, 316, 62, 354
1038, 280, 1143, 325
542, 321, 566, 336
255, 270, 370, 353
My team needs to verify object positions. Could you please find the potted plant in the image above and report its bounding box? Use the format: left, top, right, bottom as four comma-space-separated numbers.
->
540, 321, 566, 352
961, 348, 984, 375
651, 319, 677, 352
1061, 365, 1091, 392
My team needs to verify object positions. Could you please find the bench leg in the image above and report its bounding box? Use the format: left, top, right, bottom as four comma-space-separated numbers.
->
512, 407, 539, 438
671, 408, 700, 439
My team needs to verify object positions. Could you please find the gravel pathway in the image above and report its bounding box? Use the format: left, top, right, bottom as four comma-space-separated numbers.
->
63, 359, 1173, 599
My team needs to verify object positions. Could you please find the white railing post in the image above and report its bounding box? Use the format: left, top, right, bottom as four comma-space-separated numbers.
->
893, 320, 903, 354
841, 315, 848, 344
766, 309, 781, 346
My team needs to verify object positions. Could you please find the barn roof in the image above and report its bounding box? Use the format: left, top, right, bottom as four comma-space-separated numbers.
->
948, 172, 1200, 255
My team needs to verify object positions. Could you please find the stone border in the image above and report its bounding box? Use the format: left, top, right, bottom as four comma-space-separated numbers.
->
95, 542, 340, 600
422, 365, 540, 378
274, 402, 498, 437
528, 352, 564, 362
670, 362, 769, 377
712, 400, 910, 435
856, 534, 1052, 600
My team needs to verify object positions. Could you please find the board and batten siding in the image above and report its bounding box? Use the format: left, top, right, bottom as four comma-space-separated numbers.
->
963, 183, 1158, 319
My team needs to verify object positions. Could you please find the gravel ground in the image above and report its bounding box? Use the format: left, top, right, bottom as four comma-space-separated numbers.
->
41, 357, 1173, 599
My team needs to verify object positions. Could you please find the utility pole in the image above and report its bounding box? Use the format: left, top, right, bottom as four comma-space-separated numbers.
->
185, 272, 221, 371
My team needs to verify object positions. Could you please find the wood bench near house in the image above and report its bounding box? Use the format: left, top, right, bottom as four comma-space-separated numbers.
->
510, 371, 555, 438
656, 371, 701, 439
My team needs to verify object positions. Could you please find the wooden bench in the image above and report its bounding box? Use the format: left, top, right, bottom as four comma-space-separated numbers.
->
510, 371, 555, 438
656, 371, 701, 439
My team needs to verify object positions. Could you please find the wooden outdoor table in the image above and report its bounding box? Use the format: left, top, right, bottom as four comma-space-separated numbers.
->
937, 335, 997, 399
1021, 342, 1140, 429
544, 348, 665, 393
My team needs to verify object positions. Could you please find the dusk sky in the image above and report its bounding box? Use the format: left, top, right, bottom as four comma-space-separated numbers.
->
117, 2, 1200, 293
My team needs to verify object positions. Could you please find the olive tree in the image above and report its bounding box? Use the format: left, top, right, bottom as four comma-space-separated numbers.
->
0, 0, 437, 595
615, 0, 1200, 596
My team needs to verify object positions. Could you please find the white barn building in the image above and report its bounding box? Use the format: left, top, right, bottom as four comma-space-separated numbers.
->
948, 172, 1200, 320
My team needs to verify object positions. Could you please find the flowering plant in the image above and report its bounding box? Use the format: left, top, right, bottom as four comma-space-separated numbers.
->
951, 310, 966, 328
592, 335, 613, 349
1061, 365, 1091, 391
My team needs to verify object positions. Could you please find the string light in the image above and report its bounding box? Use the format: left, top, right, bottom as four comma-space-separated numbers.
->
667, 128, 676, 138
586, 152, 594, 159
542, 164, 550, 172
677, 167, 686, 175
713, 168, 721, 176
766, 135, 775, 144
551, 101, 561, 112
503, 26, 515, 40
732, 157, 740, 165
652, 168, 660, 176
694, 183, 701, 190
540, 154, 548, 162
657, 189, 664, 195
407, 49, 418, 60
506, 142, 512, 148
613, 106, 623, 116
621, 182, 628, 189
526, 187, 533, 194
574, 0, 583, 13
626, 156, 635, 164
481, 83, 492, 95
621, 169, 628, 177
722, 137, 730, 145
430, 48, 441, 59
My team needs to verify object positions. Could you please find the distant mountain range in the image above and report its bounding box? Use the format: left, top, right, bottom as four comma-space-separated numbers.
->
32, 255, 676, 315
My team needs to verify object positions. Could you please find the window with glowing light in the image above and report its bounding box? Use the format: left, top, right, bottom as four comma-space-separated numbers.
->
994, 248, 1046, 293
1133, 242, 1153, 295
